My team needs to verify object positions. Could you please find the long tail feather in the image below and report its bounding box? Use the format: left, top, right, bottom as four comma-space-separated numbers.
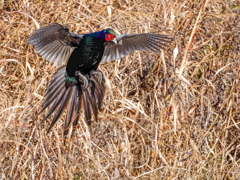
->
43, 88, 67, 120
39, 66, 105, 137
64, 86, 77, 137
87, 85, 98, 121
72, 90, 80, 127
47, 87, 72, 133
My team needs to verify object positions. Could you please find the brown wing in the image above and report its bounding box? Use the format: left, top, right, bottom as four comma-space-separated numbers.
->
27, 23, 83, 67
101, 33, 172, 63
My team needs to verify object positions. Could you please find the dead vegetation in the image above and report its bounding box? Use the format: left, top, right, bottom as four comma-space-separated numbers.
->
0, 0, 239, 179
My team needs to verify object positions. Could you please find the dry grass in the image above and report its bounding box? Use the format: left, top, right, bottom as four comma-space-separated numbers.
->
0, 0, 239, 179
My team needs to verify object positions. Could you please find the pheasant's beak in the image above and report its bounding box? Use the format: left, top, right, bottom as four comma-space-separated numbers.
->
111, 38, 117, 44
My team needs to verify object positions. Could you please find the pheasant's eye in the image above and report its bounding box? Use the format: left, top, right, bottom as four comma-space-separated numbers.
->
105, 34, 114, 41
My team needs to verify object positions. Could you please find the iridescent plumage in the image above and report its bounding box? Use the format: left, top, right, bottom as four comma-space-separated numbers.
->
27, 23, 172, 137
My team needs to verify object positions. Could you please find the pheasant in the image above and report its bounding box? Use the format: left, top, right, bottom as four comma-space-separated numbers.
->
27, 23, 172, 136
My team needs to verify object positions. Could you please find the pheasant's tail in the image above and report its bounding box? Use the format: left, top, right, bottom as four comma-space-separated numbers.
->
82, 72, 105, 126
39, 66, 105, 137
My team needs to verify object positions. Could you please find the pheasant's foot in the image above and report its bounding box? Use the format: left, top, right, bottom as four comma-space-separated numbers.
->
75, 71, 89, 89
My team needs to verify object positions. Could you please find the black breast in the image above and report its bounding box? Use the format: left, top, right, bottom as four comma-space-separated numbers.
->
66, 36, 105, 77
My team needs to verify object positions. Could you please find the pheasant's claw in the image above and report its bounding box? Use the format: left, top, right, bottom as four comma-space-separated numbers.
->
75, 71, 89, 89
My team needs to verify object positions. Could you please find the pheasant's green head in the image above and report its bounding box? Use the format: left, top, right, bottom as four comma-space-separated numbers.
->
97, 28, 117, 44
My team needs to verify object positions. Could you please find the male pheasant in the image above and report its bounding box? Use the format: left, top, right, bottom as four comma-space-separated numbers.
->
28, 23, 172, 136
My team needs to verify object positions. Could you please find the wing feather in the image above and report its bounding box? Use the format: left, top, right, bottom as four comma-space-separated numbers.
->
27, 23, 83, 67
101, 33, 172, 63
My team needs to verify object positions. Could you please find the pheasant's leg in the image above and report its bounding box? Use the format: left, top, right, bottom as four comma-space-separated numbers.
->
91, 70, 103, 83
75, 71, 89, 89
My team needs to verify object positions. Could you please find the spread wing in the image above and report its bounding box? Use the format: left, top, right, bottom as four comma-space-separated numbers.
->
27, 23, 83, 67
101, 33, 172, 63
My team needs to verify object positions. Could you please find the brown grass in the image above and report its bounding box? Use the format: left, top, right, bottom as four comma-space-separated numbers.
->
0, 0, 239, 179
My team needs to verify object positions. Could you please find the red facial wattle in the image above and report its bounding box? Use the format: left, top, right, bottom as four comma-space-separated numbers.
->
105, 34, 115, 41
